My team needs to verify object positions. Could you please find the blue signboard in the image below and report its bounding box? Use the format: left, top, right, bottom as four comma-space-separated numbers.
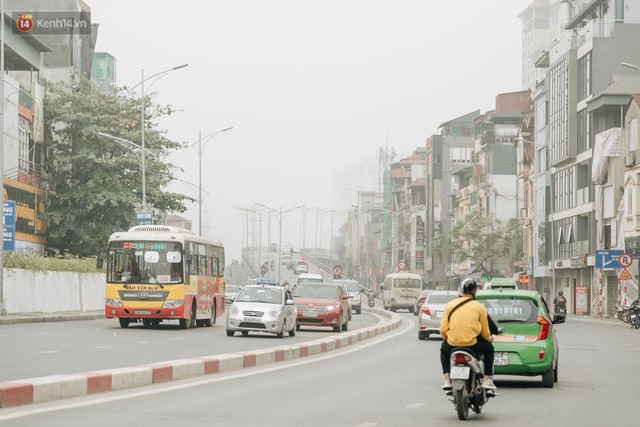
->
3, 227, 15, 251
595, 249, 624, 269
3, 201, 15, 227
3, 201, 16, 251
136, 212, 153, 225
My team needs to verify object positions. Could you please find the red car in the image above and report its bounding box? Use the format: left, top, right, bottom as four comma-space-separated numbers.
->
293, 283, 350, 332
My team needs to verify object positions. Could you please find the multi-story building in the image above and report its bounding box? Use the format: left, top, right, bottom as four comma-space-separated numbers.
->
425, 111, 478, 289
530, 0, 640, 316
519, 0, 552, 92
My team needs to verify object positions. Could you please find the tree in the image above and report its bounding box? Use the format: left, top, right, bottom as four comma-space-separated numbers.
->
43, 76, 193, 257
434, 212, 523, 277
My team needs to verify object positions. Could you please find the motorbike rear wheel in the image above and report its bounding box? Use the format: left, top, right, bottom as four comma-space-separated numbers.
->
455, 388, 469, 420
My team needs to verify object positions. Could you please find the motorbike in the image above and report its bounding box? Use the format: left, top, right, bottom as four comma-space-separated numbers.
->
554, 303, 567, 323
553, 297, 567, 323
448, 348, 496, 420
368, 295, 375, 308
616, 299, 639, 324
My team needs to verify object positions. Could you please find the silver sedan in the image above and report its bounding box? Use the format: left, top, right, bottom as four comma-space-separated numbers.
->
226, 284, 297, 338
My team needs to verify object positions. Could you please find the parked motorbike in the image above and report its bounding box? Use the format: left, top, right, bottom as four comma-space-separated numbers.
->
616, 299, 639, 324
448, 348, 495, 420
629, 305, 640, 329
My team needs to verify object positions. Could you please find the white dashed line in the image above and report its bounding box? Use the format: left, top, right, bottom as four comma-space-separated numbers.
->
406, 402, 425, 409
41, 350, 60, 354
355, 423, 378, 427
136, 341, 150, 344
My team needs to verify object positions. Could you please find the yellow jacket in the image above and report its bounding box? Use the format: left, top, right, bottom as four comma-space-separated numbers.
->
439, 296, 491, 346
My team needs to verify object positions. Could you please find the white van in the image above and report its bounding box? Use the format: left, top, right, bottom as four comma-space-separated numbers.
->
296, 273, 323, 286
382, 272, 422, 312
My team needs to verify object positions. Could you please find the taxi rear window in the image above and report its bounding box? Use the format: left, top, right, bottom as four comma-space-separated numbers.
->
478, 298, 538, 323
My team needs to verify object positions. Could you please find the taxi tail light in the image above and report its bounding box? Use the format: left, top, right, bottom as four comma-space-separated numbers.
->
451, 353, 471, 364
536, 316, 550, 340
421, 305, 431, 316
539, 348, 546, 360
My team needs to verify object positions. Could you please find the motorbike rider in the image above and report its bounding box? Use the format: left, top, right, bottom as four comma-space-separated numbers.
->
553, 291, 567, 313
439, 278, 497, 394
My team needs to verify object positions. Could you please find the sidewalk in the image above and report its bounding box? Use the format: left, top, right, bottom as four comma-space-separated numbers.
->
0, 310, 104, 325
566, 313, 627, 327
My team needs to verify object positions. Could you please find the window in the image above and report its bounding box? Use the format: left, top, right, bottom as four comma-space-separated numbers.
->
630, 117, 638, 151
18, 117, 30, 171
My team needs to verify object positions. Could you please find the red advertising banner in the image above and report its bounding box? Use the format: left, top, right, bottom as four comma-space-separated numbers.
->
575, 286, 588, 314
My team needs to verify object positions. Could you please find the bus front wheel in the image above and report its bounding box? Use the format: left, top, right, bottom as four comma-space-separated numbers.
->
119, 318, 130, 328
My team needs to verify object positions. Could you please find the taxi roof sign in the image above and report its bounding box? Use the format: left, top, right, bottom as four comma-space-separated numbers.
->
256, 278, 278, 285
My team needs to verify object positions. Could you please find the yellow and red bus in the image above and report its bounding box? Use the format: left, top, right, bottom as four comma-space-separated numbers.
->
104, 225, 225, 329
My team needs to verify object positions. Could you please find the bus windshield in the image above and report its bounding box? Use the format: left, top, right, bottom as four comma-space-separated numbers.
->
107, 241, 183, 284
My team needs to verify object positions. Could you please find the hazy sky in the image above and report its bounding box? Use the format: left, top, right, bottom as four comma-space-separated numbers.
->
89, 0, 531, 260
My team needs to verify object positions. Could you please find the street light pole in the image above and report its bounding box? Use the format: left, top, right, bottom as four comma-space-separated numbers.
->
194, 127, 233, 236
138, 64, 188, 212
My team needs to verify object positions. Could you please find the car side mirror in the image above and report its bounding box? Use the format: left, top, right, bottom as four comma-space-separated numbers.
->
342, 295, 349, 300
286, 298, 295, 305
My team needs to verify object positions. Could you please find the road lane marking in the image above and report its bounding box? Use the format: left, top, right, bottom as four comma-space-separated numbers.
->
136, 341, 150, 344
0, 313, 413, 420
355, 423, 378, 427
40, 351, 60, 354
406, 402, 425, 409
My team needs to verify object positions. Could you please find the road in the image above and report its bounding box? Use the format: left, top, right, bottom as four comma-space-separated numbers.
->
0, 310, 378, 382
1, 312, 638, 426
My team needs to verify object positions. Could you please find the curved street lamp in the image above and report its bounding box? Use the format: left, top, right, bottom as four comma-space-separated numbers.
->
135, 64, 188, 212
191, 127, 233, 236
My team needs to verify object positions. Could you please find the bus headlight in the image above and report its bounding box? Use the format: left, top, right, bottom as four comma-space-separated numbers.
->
163, 300, 184, 308
105, 298, 123, 307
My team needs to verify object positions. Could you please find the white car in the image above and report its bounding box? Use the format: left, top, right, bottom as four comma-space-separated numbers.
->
417, 290, 459, 340
226, 284, 297, 338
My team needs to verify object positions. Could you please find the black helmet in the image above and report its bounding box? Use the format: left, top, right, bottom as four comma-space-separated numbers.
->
459, 277, 478, 295
558, 291, 563, 296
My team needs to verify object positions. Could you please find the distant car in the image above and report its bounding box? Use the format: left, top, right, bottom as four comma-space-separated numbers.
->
226, 284, 297, 338
287, 259, 296, 270
334, 279, 362, 315
413, 289, 433, 315
417, 290, 459, 340
476, 288, 559, 387
225, 284, 242, 306
296, 273, 323, 286
281, 254, 292, 266
292, 283, 349, 332
294, 260, 308, 275
483, 277, 518, 290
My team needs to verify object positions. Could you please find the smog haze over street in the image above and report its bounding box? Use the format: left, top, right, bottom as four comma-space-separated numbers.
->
90, 0, 529, 259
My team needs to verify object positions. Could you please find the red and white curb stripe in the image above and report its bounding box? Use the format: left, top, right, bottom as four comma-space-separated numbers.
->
0, 308, 399, 408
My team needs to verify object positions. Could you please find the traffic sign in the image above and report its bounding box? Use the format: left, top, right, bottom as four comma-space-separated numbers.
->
619, 267, 633, 281
618, 253, 633, 268
595, 250, 624, 268
398, 260, 406, 271
333, 265, 342, 276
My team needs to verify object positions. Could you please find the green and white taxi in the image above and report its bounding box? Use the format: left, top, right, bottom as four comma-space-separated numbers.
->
476, 288, 560, 388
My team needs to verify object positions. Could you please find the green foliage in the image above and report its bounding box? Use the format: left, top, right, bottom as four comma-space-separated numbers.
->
43, 75, 194, 257
434, 211, 523, 275
3, 252, 102, 273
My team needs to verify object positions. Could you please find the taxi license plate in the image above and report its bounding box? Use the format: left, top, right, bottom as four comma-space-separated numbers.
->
243, 317, 262, 323
494, 352, 509, 366
303, 312, 318, 318
135, 310, 150, 315
450, 366, 470, 379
